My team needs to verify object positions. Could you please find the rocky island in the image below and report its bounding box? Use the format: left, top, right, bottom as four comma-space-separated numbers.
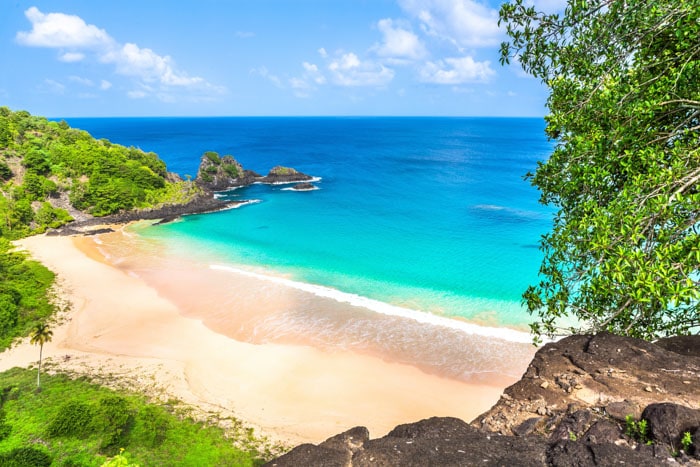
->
195, 151, 314, 191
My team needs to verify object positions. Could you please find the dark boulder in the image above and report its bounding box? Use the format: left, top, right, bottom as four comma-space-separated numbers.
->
641, 403, 700, 447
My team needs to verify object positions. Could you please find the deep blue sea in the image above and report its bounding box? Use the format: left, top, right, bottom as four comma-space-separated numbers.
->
64, 117, 553, 332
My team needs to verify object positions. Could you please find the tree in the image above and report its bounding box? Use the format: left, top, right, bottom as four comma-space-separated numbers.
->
30, 323, 53, 388
499, 0, 700, 342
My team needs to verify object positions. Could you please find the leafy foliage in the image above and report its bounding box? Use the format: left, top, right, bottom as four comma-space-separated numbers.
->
500, 0, 700, 341
0, 106, 193, 237
0, 446, 52, 466
0, 239, 56, 351
47, 400, 95, 438
0, 368, 272, 466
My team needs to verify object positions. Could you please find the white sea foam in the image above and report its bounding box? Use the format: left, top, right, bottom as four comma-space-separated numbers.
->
281, 186, 320, 192
265, 176, 323, 186
210, 264, 534, 344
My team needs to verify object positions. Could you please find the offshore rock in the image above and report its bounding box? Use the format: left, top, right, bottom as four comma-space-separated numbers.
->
195, 153, 257, 191
195, 155, 313, 191
290, 182, 317, 191
259, 166, 313, 184
267, 333, 700, 466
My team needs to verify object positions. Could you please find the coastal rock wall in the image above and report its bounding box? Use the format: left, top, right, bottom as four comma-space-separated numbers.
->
267, 332, 700, 466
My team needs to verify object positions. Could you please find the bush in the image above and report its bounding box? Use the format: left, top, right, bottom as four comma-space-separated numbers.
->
47, 400, 95, 438
135, 405, 170, 448
96, 396, 134, 453
0, 446, 52, 466
0, 161, 12, 181
204, 151, 221, 164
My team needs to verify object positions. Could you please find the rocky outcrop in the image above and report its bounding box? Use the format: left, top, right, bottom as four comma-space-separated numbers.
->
474, 332, 699, 436
48, 194, 240, 235
195, 154, 313, 191
195, 152, 260, 191
267, 333, 700, 466
290, 182, 317, 191
258, 166, 313, 185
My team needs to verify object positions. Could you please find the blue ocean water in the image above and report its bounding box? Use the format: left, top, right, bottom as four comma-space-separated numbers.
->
65, 117, 552, 330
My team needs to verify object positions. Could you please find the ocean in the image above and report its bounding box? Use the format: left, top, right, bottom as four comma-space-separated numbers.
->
64, 117, 553, 380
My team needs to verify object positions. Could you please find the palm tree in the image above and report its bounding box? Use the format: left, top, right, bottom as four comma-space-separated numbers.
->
30, 323, 53, 389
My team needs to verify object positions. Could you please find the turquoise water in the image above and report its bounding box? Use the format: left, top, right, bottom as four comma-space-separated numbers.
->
66, 117, 553, 330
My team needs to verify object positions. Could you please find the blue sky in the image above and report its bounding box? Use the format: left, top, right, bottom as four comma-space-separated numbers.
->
1, 0, 564, 117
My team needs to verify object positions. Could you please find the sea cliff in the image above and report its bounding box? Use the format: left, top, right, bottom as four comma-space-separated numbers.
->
268, 332, 700, 466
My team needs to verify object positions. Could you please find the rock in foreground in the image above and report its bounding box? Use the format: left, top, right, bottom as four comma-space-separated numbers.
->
267, 333, 700, 466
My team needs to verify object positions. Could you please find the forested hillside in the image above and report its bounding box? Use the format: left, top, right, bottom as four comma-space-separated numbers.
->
0, 107, 199, 239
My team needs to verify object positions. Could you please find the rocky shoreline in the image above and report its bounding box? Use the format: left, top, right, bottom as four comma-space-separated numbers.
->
50, 154, 315, 235
267, 332, 700, 466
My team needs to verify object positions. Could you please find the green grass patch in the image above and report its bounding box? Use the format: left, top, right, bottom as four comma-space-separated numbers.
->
0, 367, 274, 466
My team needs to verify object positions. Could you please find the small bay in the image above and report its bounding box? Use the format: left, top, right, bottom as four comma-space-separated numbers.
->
65, 116, 553, 332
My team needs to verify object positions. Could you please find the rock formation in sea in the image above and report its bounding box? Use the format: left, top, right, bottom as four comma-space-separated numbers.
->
290, 182, 317, 191
266, 332, 700, 466
195, 154, 312, 191
195, 152, 261, 191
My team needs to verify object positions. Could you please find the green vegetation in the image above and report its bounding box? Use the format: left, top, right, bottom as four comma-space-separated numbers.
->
200, 152, 241, 180
0, 107, 201, 239
624, 415, 651, 445
681, 431, 693, 454
500, 0, 700, 342
0, 238, 56, 351
0, 368, 271, 466
269, 166, 295, 176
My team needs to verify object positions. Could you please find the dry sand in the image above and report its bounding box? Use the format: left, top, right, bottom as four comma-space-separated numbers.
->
0, 232, 515, 446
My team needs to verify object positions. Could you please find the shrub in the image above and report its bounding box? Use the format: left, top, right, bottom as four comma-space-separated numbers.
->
47, 400, 95, 438
0, 446, 52, 467
0, 161, 11, 181
204, 151, 221, 164
96, 396, 134, 453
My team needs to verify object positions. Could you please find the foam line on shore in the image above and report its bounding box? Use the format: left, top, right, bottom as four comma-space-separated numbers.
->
210, 264, 533, 344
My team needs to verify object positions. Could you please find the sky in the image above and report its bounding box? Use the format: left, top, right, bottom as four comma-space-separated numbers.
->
0, 0, 565, 117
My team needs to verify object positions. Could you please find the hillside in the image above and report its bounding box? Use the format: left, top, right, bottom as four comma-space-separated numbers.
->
0, 107, 201, 240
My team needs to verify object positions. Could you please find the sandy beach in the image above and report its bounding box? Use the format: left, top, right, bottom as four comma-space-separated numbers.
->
0, 230, 532, 445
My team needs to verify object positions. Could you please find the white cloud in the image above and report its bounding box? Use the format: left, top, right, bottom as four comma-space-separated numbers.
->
398, 0, 501, 49
101, 43, 203, 86
251, 66, 283, 88
41, 79, 65, 94
100, 80, 112, 90
302, 62, 326, 85
69, 76, 94, 86
16, 7, 112, 48
419, 56, 494, 83
374, 18, 426, 61
328, 52, 395, 87
59, 52, 85, 62
318, 48, 328, 58
16, 7, 223, 100
128, 90, 148, 99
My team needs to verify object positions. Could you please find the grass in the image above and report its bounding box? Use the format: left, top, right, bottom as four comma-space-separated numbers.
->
0, 367, 280, 466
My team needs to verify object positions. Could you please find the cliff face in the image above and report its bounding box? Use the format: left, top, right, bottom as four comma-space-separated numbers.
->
195, 153, 312, 191
267, 333, 700, 466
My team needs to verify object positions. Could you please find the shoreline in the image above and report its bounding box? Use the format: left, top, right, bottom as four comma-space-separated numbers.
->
0, 231, 533, 445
